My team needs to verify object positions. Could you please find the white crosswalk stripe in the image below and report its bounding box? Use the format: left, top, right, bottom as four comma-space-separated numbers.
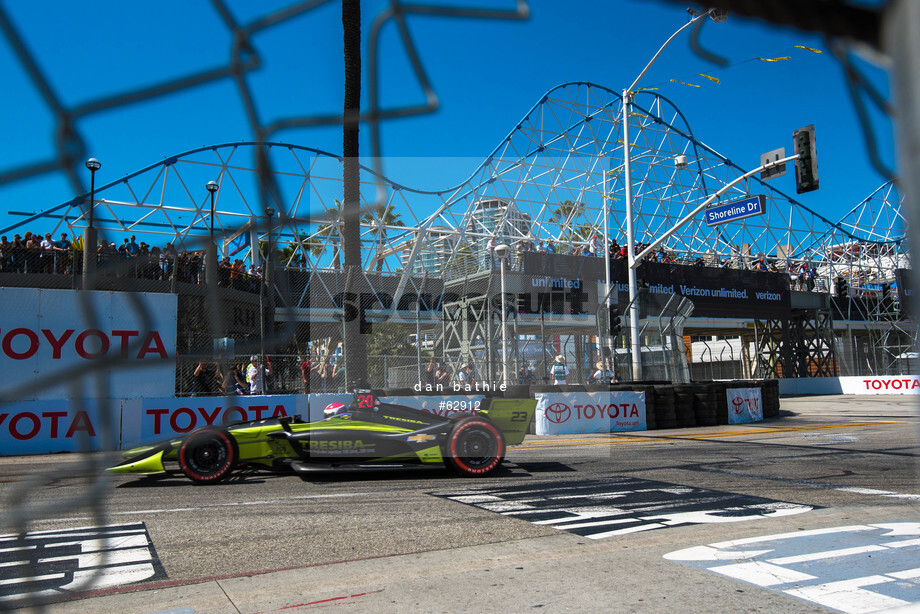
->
0, 522, 165, 605
434, 477, 812, 539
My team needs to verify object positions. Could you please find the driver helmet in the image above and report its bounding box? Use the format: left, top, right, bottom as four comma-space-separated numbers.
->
324, 402, 347, 417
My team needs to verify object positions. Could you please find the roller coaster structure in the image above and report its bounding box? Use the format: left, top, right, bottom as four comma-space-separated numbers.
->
2, 82, 911, 379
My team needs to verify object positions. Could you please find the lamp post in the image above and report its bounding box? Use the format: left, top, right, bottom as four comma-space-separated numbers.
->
206, 181, 219, 237
602, 165, 615, 366
261, 207, 275, 360
621, 8, 725, 380
82, 158, 101, 289
205, 181, 219, 287
495, 243, 511, 387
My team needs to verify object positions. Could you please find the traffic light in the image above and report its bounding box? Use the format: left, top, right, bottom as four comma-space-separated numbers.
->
609, 307, 622, 336
793, 125, 819, 194
882, 283, 893, 312
835, 276, 847, 299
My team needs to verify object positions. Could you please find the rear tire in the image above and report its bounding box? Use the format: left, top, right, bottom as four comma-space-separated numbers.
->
178, 427, 239, 484
444, 418, 505, 477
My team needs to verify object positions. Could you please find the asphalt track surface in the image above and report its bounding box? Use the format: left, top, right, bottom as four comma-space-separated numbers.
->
1, 394, 919, 613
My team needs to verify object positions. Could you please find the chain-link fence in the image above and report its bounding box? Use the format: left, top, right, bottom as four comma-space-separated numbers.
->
5, 247, 914, 394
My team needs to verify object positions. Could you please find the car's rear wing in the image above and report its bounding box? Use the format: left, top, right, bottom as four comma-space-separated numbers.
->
479, 398, 536, 445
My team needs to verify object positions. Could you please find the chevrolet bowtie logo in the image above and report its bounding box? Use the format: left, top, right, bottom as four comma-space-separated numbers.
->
408, 434, 435, 443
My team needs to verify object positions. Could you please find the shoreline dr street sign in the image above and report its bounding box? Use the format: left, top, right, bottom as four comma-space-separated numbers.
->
705, 195, 767, 227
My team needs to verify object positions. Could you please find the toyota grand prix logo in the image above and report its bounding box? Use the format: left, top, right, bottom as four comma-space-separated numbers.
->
545, 402, 571, 424
731, 396, 746, 414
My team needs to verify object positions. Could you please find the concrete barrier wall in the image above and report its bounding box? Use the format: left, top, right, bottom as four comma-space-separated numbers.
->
0, 395, 311, 455
0, 381, 786, 455
0, 392, 492, 455
778, 376, 920, 396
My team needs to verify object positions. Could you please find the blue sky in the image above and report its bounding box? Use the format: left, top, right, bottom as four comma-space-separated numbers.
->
0, 0, 895, 238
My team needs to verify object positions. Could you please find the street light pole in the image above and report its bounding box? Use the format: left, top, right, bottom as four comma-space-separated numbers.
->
602, 165, 615, 367
495, 244, 511, 387
207, 181, 219, 237
621, 8, 725, 381
622, 93, 641, 380
261, 207, 275, 361
206, 181, 219, 288
83, 158, 101, 290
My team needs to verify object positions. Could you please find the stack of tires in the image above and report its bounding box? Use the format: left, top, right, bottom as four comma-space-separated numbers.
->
672, 385, 697, 428
653, 385, 677, 430
708, 381, 730, 425
631, 385, 657, 431
762, 379, 780, 418
502, 384, 530, 399
691, 383, 719, 427
584, 383, 614, 393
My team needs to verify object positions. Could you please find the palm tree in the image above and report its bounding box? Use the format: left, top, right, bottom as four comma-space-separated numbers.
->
550, 200, 585, 225
309, 199, 344, 268
342, 0, 366, 383
278, 233, 308, 268
551, 200, 589, 251
363, 203, 405, 271
574, 222, 595, 242
303, 235, 325, 266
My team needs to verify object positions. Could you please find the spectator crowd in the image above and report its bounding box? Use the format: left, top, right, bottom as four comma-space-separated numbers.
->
0, 232, 264, 292
485, 233, 824, 293
1, 229, 823, 296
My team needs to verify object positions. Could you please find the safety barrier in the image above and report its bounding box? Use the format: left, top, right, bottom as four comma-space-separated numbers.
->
778, 375, 920, 395
0, 380, 780, 455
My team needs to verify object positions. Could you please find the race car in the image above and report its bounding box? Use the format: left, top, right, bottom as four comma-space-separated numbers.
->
107, 393, 536, 484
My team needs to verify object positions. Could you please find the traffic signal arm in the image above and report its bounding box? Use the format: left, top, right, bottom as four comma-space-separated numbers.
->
609, 307, 622, 336
793, 125, 819, 194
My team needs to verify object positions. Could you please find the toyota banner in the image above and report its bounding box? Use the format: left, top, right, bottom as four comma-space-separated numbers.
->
535, 391, 646, 435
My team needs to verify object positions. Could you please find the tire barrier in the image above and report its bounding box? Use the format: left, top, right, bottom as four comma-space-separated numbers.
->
709, 381, 730, 425
378, 381, 763, 435
502, 384, 530, 399
531, 385, 562, 394
4, 382, 781, 456
672, 385, 698, 428
632, 385, 658, 431
763, 379, 780, 418
584, 383, 613, 392
375, 378, 781, 435
693, 383, 719, 427
653, 386, 678, 430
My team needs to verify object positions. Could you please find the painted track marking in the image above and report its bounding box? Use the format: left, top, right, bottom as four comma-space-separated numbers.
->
434, 477, 812, 539
667, 523, 920, 613
511, 422, 902, 449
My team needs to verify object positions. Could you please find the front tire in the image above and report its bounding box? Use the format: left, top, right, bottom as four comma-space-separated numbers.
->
178, 427, 239, 484
445, 418, 505, 477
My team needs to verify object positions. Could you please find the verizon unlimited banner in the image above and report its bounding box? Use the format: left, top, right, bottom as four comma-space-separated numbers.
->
0, 288, 177, 401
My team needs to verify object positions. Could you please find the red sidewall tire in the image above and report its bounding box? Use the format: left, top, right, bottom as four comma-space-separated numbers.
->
178, 428, 239, 484
446, 418, 505, 477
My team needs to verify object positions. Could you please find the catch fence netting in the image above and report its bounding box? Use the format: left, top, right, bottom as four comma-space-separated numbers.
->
1, 1, 916, 609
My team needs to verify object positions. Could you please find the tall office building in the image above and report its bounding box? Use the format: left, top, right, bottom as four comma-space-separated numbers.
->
402, 225, 462, 276
467, 198, 532, 270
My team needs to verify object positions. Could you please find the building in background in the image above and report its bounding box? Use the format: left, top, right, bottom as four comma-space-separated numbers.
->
467, 198, 533, 270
